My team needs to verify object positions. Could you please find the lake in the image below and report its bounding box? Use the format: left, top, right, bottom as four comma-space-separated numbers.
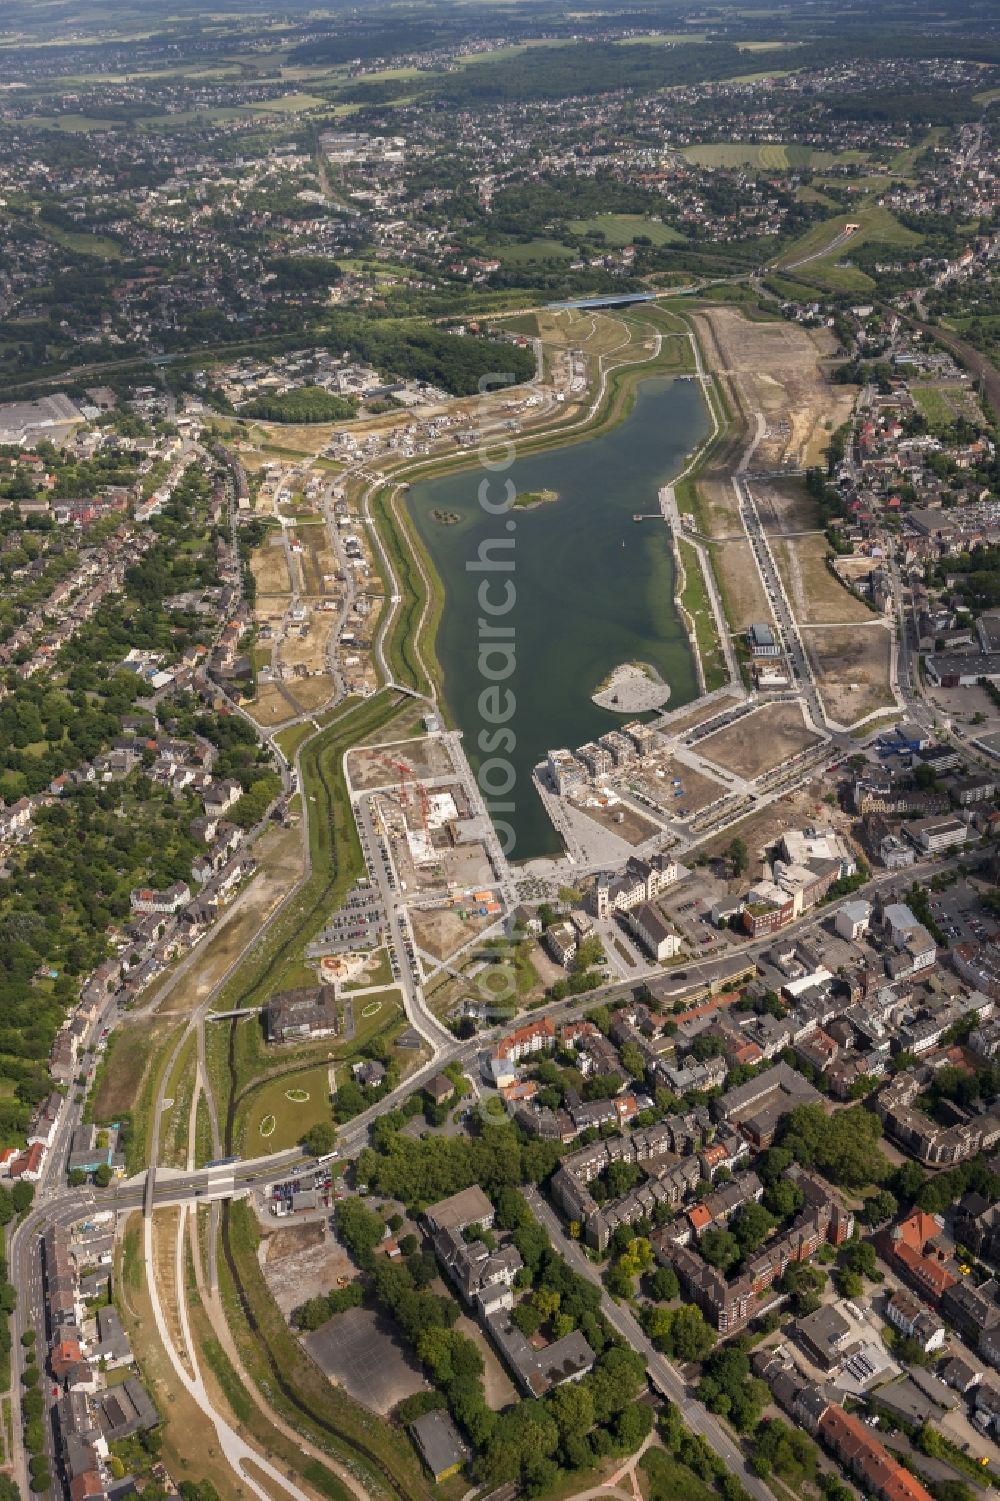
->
407, 375, 710, 861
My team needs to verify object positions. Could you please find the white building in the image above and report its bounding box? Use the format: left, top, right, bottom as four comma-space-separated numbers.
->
835, 900, 872, 942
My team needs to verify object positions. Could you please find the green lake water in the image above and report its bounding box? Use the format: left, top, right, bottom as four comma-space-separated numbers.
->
407, 375, 710, 861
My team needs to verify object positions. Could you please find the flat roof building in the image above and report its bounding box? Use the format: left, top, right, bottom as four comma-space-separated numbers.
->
409, 1409, 468, 1482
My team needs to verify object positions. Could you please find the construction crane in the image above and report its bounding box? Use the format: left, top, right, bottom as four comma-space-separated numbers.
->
376, 754, 415, 810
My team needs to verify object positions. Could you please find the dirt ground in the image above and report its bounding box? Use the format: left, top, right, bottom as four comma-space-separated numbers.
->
251, 538, 292, 596
305, 1305, 427, 1416
261, 1220, 355, 1318
698, 700, 820, 778
694, 307, 855, 472
255, 596, 293, 628
773, 534, 873, 625
754, 478, 823, 535
801, 623, 896, 725
571, 793, 661, 845
92, 1016, 180, 1120
347, 736, 456, 790
629, 754, 724, 814
247, 682, 300, 726
454, 1314, 517, 1409
662, 693, 742, 734
286, 673, 337, 711
299, 527, 340, 597
411, 905, 497, 963
701, 777, 846, 863
280, 612, 337, 674
152, 822, 303, 1019
709, 537, 772, 630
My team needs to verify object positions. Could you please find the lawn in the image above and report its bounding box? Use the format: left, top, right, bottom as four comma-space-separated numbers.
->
568, 214, 685, 246
490, 237, 575, 265
778, 200, 922, 272
911, 381, 982, 432
678, 537, 728, 692
681, 142, 845, 170
238, 1065, 333, 1156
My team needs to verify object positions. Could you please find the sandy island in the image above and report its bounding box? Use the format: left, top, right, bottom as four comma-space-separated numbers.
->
592, 661, 670, 712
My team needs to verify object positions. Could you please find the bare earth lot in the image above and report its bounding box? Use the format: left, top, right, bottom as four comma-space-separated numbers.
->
571, 793, 661, 845
754, 478, 824, 535
251, 538, 292, 596
630, 754, 723, 814
411, 905, 496, 963
702, 778, 850, 864
801, 623, 896, 725
262, 1221, 354, 1318
661, 693, 741, 734
694, 307, 856, 472
347, 735, 456, 790
709, 537, 771, 631
772, 533, 873, 626
698, 700, 820, 778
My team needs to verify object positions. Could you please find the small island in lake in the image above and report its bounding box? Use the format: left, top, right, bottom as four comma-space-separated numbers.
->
513, 488, 559, 509
430, 508, 461, 525
593, 661, 671, 712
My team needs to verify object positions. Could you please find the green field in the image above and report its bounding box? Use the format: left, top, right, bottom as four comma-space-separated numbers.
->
682, 141, 849, 170
776, 201, 922, 291
490, 237, 576, 264
568, 214, 685, 246
238, 1065, 332, 1155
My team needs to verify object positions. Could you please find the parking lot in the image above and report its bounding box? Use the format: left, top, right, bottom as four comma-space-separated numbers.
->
927, 878, 999, 947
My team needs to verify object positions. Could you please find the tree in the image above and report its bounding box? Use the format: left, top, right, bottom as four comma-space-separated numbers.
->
699, 1229, 740, 1272
336, 1199, 385, 1263
11, 1180, 33, 1214
731, 1201, 776, 1256
863, 1188, 898, 1227
93, 1162, 112, 1188
662, 1304, 716, 1362
303, 1121, 337, 1156
648, 1265, 679, 1302
764, 1178, 804, 1220
728, 838, 749, 875
548, 1379, 594, 1446
780, 1103, 888, 1189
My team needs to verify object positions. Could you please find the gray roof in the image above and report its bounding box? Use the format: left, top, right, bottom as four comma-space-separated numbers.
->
409, 1409, 468, 1478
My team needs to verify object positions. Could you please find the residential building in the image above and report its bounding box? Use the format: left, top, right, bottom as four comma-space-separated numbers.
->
424, 1185, 495, 1236
818, 1404, 934, 1501
627, 901, 680, 962
885, 1289, 946, 1352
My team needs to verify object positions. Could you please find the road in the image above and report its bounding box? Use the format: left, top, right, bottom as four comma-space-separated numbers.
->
523, 1188, 774, 1501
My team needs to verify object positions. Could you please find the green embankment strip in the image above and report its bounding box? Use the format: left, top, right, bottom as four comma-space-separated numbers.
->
194, 1092, 213, 1169
160, 1030, 199, 1169
678, 538, 728, 693
205, 690, 404, 1127
125, 1021, 187, 1175
369, 485, 433, 696
219, 1199, 429, 1501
